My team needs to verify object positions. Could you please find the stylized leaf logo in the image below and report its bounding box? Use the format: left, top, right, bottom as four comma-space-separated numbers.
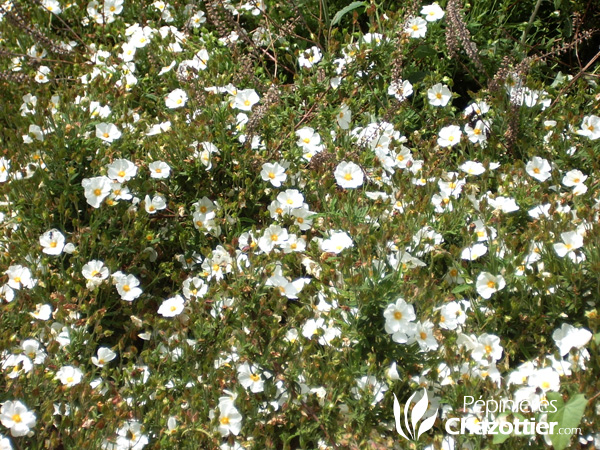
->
393, 389, 438, 442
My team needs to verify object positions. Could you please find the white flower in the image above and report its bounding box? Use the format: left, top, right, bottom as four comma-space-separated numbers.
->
336, 103, 352, 129
553, 231, 583, 258
39, 229, 65, 255
107, 159, 137, 182
321, 231, 353, 254
276, 189, 304, 209
218, 404, 242, 436
182, 276, 208, 300
439, 302, 466, 330
464, 120, 488, 144
5, 265, 34, 290
82, 260, 109, 288
82, 176, 112, 208
552, 323, 592, 356
460, 243, 488, 261
459, 161, 485, 176
116, 420, 148, 450
238, 362, 265, 393
298, 46, 322, 68
388, 80, 413, 101
165, 88, 188, 109
258, 225, 288, 253
56, 365, 83, 387
295, 127, 322, 151
476, 272, 505, 299
427, 83, 452, 107
409, 320, 438, 351
34, 66, 51, 83
144, 194, 167, 214
405, 17, 427, 38
421, 3, 445, 21
0, 401, 36, 437
528, 367, 560, 392
471, 333, 503, 362
231, 89, 259, 111
41, 0, 62, 14
576, 115, 600, 140
562, 169, 587, 196
91, 347, 117, 367
526, 156, 552, 181
148, 161, 171, 179
334, 161, 364, 188
95, 123, 121, 142
158, 295, 185, 317
487, 195, 519, 213
260, 162, 287, 187
30, 303, 52, 320
437, 125, 462, 147
116, 274, 143, 301
383, 298, 416, 334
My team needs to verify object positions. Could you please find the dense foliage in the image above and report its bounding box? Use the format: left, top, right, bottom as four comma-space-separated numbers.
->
0, 0, 599, 449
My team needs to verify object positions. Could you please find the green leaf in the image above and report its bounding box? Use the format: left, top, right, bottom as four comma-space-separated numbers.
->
413, 44, 437, 59
330, 1, 367, 27
547, 392, 587, 450
452, 284, 472, 294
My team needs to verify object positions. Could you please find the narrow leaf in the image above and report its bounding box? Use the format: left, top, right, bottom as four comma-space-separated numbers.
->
330, 1, 367, 27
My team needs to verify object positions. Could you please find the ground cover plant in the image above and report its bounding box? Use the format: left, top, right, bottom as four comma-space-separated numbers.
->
0, 0, 600, 448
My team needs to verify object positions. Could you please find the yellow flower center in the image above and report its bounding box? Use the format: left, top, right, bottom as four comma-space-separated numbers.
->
533, 168, 540, 174
250, 374, 260, 382
170, 305, 177, 312
487, 281, 495, 289
344, 173, 353, 181
200, 206, 207, 213
394, 311, 402, 320
303, 138, 310, 144
485, 345, 492, 354
50, 241, 57, 248
12, 414, 22, 423
103, 133, 109, 138
244, 100, 251, 106
542, 381, 550, 390
14, 277, 21, 283
122, 285, 130, 292
297, 217, 304, 224
271, 234, 278, 242
268, 172, 275, 179
66, 376, 74, 383
220, 417, 230, 425
94, 189, 102, 196
436, 93, 442, 99
419, 332, 427, 340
